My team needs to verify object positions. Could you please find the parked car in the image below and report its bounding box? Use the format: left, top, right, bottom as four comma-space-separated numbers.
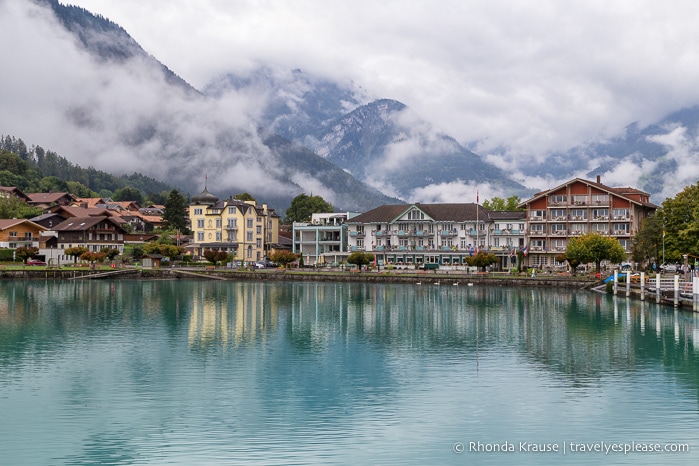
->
27, 259, 47, 266
253, 262, 266, 269
660, 264, 678, 273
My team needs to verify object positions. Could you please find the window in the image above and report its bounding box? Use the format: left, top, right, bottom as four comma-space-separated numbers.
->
215, 232, 221, 241
257, 216, 261, 222
592, 209, 608, 219
549, 195, 567, 205
215, 218, 221, 228
246, 232, 253, 241
9, 231, 17, 237
613, 223, 630, 234
531, 239, 546, 250
194, 208, 202, 215
570, 223, 587, 234
570, 209, 587, 220
256, 225, 262, 234
407, 209, 424, 220
532, 210, 547, 219
228, 207, 236, 214
256, 239, 261, 248
197, 232, 204, 241
613, 208, 630, 220
530, 224, 546, 233
357, 239, 364, 247
227, 219, 237, 228
550, 209, 566, 220
551, 223, 566, 234
197, 219, 204, 228
591, 194, 609, 204
247, 219, 253, 228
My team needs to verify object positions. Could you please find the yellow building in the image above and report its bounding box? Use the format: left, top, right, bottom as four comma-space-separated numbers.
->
188, 188, 280, 263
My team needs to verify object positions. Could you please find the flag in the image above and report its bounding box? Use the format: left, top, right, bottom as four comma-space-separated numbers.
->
522, 246, 528, 257
476, 190, 479, 204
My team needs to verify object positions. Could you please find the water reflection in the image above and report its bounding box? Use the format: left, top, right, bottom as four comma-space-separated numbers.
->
1, 280, 698, 465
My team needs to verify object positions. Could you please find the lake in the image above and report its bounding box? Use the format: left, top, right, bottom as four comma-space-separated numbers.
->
1, 280, 698, 465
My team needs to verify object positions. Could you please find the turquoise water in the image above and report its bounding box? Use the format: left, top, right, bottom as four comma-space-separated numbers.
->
0, 280, 698, 465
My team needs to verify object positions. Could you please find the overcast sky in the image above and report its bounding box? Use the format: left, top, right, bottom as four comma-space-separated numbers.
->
64, 0, 699, 158
3, 0, 699, 204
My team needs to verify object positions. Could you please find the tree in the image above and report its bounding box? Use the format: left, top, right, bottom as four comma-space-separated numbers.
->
143, 242, 185, 261
80, 251, 106, 264
145, 190, 170, 206
346, 251, 374, 270
233, 192, 256, 202
203, 249, 229, 265
0, 197, 43, 219
631, 214, 663, 268
566, 233, 627, 273
555, 252, 581, 274
482, 196, 523, 211
285, 193, 333, 222
38, 176, 69, 193
269, 250, 298, 268
162, 189, 189, 233
466, 251, 497, 271
65, 246, 89, 263
112, 186, 144, 205
100, 247, 121, 261
660, 181, 699, 261
66, 181, 98, 198
15, 246, 39, 263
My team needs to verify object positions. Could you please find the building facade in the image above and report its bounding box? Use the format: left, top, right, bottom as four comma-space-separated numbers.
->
517, 177, 657, 269
292, 212, 359, 266
0, 219, 46, 249
44, 216, 129, 265
346, 203, 524, 269
188, 188, 280, 263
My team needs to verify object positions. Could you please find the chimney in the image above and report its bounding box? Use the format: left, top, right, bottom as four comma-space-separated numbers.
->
596, 175, 601, 184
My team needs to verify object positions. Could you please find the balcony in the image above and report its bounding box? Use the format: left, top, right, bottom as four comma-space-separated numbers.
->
349, 231, 365, 237
397, 230, 409, 237
440, 230, 457, 237
374, 231, 385, 236
529, 216, 546, 222
415, 230, 425, 236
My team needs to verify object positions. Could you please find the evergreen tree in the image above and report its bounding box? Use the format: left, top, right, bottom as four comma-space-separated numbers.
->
163, 189, 189, 233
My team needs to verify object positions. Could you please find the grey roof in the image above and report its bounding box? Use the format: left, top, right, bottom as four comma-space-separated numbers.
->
488, 210, 527, 220
191, 187, 219, 205
348, 203, 492, 223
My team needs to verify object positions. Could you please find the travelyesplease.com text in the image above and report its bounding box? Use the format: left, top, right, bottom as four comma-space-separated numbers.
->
453, 440, 690, 455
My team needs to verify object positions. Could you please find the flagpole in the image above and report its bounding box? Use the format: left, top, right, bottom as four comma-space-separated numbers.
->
476, 191, 479, 254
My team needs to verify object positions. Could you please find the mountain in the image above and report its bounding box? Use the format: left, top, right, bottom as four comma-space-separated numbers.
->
210, 69, 532, 202
543, 106, 699, 202
1, 1, 398, 213
309, 99, 530, 200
